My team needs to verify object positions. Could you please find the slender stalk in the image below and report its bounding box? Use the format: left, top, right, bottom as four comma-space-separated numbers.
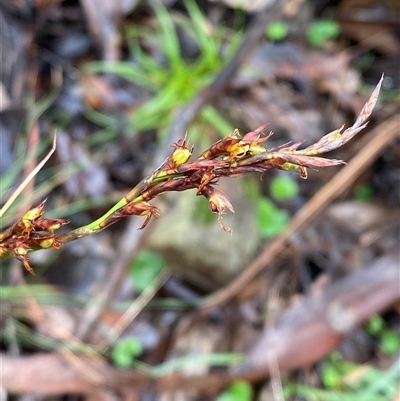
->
0, 76, 384, 274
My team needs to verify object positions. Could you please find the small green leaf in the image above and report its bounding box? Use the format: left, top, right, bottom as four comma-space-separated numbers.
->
321, 363, 342, 389
217, 381, 253, 401
353, 183, 374, 201
129, 250, 166, 292
257, 197, 289, 238
112, 337, 143, 368
270, 176, 299, 200
366, 314, 385, 335
266, 20, 289, 41
380, 330, 400, 355
306, 20, 340, 48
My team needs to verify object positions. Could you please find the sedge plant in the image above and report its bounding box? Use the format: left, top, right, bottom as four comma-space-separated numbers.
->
0, 77, 383, 274
84, 0, 241, 137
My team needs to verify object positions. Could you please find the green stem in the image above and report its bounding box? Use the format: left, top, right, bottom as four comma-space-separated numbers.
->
57, 170, 185, 244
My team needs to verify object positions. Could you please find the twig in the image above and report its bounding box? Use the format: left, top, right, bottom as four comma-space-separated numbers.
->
1, 251, 398, 395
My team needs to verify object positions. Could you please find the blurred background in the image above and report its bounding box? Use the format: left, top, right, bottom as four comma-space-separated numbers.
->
0, 0, 399, 400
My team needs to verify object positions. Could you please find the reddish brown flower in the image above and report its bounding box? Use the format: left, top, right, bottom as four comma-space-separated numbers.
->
160, 136, 194, 170
22, 200, 46, 223
10, 243, 34, 275
199, 125, 272, 163
121, 201, 161, 229
198, 132, 241, 160
34, 218, 70, 232
200, 185, 235, 232
31, 235, 62, 250
171, 136, 193, 166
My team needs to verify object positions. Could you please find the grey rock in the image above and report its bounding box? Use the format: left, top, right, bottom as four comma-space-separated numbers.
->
146, 180, 261, 290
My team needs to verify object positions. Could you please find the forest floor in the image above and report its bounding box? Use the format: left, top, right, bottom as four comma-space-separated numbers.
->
0, 0, 399, 400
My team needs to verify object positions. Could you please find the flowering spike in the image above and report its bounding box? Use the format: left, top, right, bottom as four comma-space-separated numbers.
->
296, 76, 383, 157
22, 200, 46, 223
278, 141, 305, 153
199, 135, 241, 160
0, 78, 382, 275
352, 74, 383, 129
227, 125, 272, 161
34, 218, 70, 232
20, 200, 48, 236
21, 258, 35, 275
12, 244, 35, 275
170, 135, 193, 167
38, 236, 62, 249
196, 170, 217, 194
120, 202, 161, 229
241, 124, 269, 142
